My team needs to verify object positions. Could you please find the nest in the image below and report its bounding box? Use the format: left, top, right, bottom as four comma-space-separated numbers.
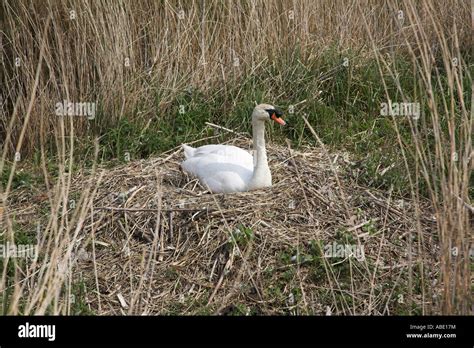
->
7, 138, 439, 315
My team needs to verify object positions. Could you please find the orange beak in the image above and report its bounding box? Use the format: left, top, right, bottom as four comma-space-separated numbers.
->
271, 113, 286, 125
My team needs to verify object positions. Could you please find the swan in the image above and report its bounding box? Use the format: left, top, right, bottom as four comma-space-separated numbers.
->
181, 103, 286, 193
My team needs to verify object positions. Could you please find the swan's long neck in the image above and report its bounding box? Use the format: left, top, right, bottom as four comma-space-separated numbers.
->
248, 120, 271, 189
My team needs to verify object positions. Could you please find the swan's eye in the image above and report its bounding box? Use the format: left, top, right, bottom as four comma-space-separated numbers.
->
266, 108, 286, 125
265, 108, 284, 118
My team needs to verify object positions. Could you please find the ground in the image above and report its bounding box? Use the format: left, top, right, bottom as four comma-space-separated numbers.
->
5, 137, 439, 315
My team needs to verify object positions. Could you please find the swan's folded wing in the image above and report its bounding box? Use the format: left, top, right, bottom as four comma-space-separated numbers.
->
190, 145, 253, 168
181, 153, 252, 193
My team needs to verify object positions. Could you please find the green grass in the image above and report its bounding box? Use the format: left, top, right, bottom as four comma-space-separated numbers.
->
1, 164, 42, 190
1, 0, 470, 316
0, 223, 38, 315
228, 224, 254, 248
15, 49, 469, 200
69, 280, 95, 315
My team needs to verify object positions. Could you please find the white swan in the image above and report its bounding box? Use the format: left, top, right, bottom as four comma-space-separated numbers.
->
181, 104, 286, 193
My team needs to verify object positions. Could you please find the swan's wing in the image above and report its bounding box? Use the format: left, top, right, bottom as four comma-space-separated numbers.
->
181, 153, 253, 193
189, 145, 253, 166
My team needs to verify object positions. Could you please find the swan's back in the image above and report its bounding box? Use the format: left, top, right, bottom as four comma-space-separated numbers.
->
181, 144, 254, 193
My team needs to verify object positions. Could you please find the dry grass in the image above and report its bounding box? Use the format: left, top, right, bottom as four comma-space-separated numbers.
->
6, 136, 438, 315
0, 0, 471, 316
364, 1, 473, 314
1, 0, 471, 155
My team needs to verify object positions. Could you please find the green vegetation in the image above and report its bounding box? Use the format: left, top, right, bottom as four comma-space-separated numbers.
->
13, 48, 465, 199
0, 0, 471, 315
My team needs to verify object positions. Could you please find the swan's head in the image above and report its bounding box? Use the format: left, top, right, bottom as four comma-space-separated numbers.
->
252, 104, 286, 125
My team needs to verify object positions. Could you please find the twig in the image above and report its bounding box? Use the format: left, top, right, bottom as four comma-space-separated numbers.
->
205, 122, 246, 135
93, 206, 214, 213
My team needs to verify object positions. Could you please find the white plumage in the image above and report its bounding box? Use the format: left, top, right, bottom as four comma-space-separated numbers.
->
181, 144, 254, 193
180, 104, 285, 193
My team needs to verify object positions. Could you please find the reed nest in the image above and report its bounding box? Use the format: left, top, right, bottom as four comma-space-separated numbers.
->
8, 138, 438, 315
